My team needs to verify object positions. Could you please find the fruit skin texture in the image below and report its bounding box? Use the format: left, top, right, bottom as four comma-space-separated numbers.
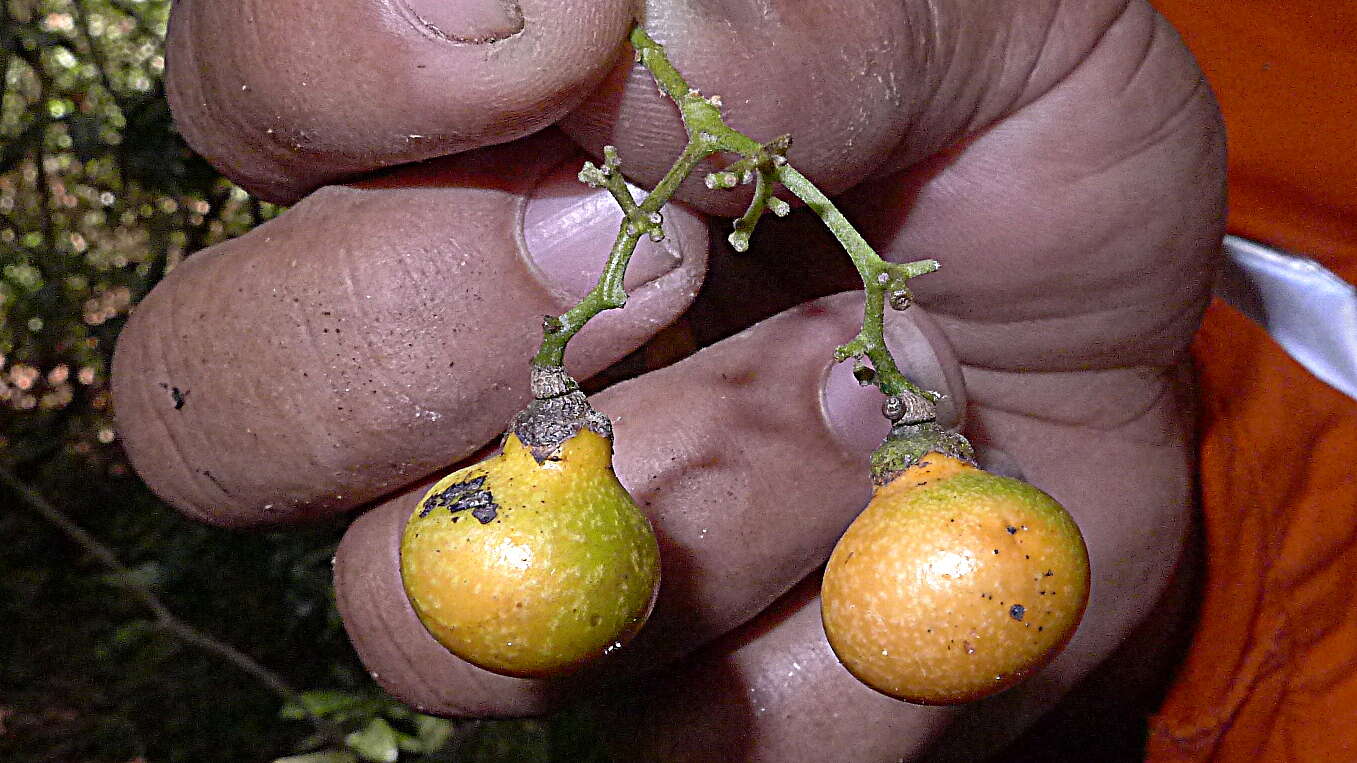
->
400, 429, 660, 678
821, 454, 1090, 705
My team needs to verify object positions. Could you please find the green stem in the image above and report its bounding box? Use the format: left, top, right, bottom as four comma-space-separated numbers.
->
774, 165, 940, 399
533, 25, 942, 406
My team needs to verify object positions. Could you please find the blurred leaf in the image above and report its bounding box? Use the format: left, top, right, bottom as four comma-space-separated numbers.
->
118, 89, 219, 196
96, 560, 161, 590
280, 690, 371, 721
346, 717, 399, 763
273, 752, 359, 763
402, 714, 454, 754
0, 122, 45, 177
65, 112, 109, 164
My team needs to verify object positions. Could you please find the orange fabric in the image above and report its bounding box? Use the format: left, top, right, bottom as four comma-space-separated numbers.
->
1146, 2, 1357, 760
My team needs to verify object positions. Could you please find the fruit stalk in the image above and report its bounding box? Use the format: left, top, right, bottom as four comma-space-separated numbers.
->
533, 25, 943, 405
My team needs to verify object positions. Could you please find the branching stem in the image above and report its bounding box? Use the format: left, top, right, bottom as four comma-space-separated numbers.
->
0, 465, 345, 748
533, 25, 941, 403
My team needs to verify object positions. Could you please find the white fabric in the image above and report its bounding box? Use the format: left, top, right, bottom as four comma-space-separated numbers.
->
1216, 235, 1357, 401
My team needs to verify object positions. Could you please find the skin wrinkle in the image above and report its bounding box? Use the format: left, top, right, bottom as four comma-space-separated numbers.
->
960, 364, 1177, 433
924, 286, 1207, 373
1003, 0, 1059, 115
1080, 75, 1210, 182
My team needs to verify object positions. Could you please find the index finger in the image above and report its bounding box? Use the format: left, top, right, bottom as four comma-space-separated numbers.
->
167, 0, 634, 202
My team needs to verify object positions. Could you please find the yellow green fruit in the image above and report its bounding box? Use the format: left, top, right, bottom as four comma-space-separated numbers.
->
821, 454, 1090, 705
400, 429, 660, 678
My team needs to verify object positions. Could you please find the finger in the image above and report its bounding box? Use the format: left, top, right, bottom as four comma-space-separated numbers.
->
598, 579, 960, 762
165, 0, 635, 203
839, 1, 1224, 371
333, 292, 967, 716
111, 130, 707, 527
560, 0, 1130, 217
597, 362, 1198, 761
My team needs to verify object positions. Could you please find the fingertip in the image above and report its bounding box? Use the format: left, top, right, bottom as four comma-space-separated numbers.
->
400, 0, 525, 44
166, 0, 636, 202
522, 155, 705, 304
820, 298, 968, 459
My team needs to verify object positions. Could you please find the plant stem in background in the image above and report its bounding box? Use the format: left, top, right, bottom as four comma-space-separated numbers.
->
0, 465, 345, 748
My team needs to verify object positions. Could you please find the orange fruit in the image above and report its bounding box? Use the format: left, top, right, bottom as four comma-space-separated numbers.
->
821, 453, 1090, 704
400, 428, 660, 678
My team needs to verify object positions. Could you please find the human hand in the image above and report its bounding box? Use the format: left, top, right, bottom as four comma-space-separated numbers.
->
112, 0, 1225, 759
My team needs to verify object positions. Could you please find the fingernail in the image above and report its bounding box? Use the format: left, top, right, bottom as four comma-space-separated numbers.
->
821, 307, 967, 457
524, 158, 683, 301
402, 0, 524, 44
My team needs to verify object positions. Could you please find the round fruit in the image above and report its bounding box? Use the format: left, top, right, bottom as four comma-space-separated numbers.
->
400, 428, 660, 678
821, 453, 1090, 705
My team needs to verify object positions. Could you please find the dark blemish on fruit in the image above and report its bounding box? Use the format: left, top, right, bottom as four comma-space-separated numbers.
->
993, 549, 1000, 555
1009, 604, 1025, 621
421, 475, 499, 523
963, 641, 976, 655
1006, 525, 1018, 534
1044, 570, 1054, 577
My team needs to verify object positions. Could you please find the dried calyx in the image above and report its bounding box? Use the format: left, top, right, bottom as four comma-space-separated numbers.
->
510, 364, 613, 463
869, 390, 974, 486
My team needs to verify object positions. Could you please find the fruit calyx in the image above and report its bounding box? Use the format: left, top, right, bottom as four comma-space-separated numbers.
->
869, 390, 974, 487
511, 364, 613, 464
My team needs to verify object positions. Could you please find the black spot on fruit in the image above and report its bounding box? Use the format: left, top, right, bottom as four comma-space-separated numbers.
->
1009, 604, 1026, 622
421, 475, 499, 523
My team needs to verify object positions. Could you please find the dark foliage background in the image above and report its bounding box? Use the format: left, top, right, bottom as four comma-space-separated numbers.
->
0, 2, 607, 760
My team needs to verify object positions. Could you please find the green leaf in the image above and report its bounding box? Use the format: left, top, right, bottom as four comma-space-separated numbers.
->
279, 689, 370, 720
272, 752, 359, 763
345, 718, 400, 763
410, 715, 454, 753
